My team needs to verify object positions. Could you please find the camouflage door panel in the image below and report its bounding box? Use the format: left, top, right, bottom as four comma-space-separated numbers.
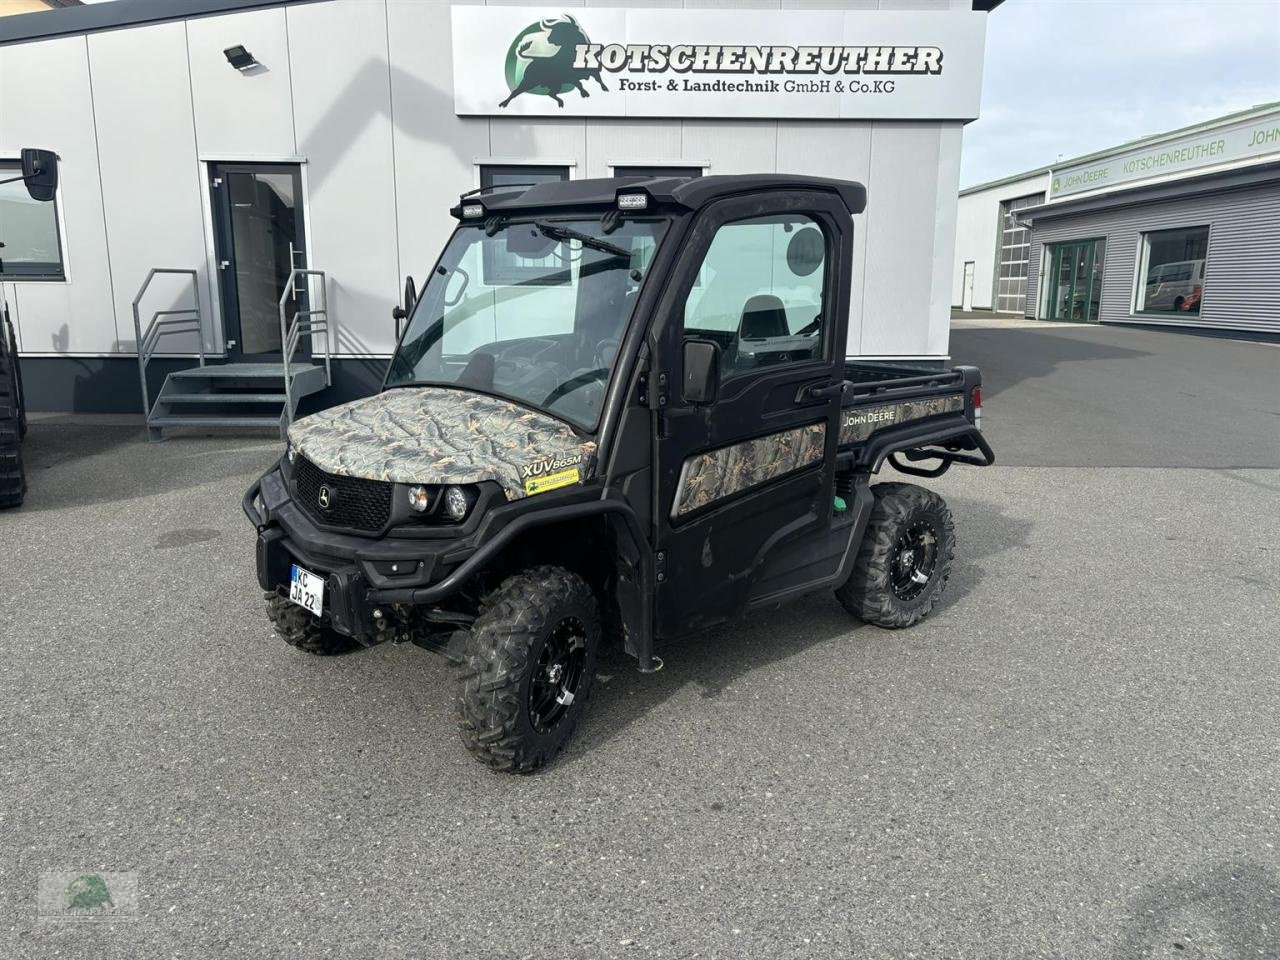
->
288, 387, 596, 501
673, 421, 826, 518
839, 394, 965, 445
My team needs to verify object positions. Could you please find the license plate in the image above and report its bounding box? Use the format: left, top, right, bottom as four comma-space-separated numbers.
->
289, 564, 324, 617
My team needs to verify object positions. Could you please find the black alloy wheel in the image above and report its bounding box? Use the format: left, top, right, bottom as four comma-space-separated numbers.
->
528, 616, 589, 735
890, 522, 939, 602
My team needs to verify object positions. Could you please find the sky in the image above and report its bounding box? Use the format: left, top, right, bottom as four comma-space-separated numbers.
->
962, 0, 1280, 187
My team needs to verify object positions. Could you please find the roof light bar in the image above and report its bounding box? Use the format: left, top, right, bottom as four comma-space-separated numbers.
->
617, 192, 648, 211
461, 203, 484, 218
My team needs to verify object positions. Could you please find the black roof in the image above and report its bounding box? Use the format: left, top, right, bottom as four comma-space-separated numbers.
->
451, 174, 868, 220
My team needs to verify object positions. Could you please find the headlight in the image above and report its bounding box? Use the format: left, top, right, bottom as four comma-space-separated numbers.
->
407, 485, 431, 513
444, 485, 470, 521
285, 441, 297, 464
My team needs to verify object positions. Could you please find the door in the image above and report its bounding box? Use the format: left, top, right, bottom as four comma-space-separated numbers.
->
650, 192, 853, 638
962, 261, 975, 311
1046, 239, 1104, 323
209, 163, 307, 361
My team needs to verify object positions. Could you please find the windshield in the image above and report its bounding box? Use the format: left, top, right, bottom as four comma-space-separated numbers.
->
386, 217, 668, 430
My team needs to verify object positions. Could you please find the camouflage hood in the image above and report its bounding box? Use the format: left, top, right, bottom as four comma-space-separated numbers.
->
288, 387, 597, 501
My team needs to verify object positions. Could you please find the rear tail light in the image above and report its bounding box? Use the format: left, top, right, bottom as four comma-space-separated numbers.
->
971, 386, 982, 430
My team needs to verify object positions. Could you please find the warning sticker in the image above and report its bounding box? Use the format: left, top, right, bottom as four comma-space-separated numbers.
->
524, 467, 581, 496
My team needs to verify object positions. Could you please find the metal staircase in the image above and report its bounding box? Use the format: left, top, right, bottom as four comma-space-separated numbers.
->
133, 267, 331, 441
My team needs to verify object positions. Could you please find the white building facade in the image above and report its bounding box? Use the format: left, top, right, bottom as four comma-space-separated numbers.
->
0, 0, 997, 414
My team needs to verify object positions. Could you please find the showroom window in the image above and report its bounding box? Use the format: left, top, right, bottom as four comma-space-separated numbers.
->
613, 165, 703, 179
1137, 226, 1209, 315
478, 165, 570, 285
0, 161, 64, 280
994, 193, 1042, 313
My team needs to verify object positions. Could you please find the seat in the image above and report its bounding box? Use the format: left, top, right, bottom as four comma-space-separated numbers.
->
739, 294, 789, 339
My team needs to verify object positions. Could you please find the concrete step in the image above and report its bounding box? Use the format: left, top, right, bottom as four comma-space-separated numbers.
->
147, 415, 282, 429
159, 392, 288, 404
169, 363, 287, 379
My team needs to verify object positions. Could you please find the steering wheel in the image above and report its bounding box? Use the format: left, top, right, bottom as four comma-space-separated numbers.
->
542, 368, 608, 407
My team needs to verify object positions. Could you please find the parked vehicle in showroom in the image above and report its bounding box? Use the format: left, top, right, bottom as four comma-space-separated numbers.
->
1143, 258, 1204, 312
244, 174, 994, 772
0, 149, 60, 510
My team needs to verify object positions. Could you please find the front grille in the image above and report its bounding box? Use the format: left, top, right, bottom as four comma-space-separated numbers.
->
293, 455, 393, 533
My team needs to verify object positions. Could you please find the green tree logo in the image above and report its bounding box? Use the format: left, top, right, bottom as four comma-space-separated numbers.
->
65, 874, 113, 911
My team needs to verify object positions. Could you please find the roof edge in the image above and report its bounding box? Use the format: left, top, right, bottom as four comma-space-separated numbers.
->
961, 99, 1280, 198
0, 0, 322, 45
1015, 159, 1280, 223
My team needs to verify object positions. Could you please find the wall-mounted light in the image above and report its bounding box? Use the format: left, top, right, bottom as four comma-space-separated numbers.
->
223, 45, 258, 71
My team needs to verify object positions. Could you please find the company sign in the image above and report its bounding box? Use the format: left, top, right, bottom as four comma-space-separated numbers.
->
451, 6, 987, 120
1050, 111, 1280, 199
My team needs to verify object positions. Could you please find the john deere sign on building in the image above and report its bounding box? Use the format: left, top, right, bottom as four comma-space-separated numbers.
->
452, 6, 987, 119
1050, 111, 1280, 199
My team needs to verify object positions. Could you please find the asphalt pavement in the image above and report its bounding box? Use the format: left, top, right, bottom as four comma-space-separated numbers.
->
2, 320, 1278, 959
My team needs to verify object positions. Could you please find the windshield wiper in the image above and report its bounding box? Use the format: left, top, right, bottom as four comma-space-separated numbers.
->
534, 221, 631, 260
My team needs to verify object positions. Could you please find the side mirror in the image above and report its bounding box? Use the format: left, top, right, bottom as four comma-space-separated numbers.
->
20, 148, 59, 202
682, 338, 720, 405
392, 275, 416, 338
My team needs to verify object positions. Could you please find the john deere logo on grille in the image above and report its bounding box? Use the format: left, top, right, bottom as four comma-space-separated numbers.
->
317, 485, 334, 511
500, 14, 608, 108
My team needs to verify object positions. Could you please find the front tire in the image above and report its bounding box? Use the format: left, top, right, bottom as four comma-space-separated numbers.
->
456, 565, 600, 773
835, 482, 956, 628
265, 592, 358, 655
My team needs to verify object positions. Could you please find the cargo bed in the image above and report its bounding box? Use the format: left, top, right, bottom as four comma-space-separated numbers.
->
836, 362, 993, 478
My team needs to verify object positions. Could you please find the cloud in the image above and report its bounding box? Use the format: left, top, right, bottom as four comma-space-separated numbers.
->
961, 0, 1280, 187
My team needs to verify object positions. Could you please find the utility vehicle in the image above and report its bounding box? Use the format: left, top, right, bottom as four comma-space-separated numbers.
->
0, 149, 60, 510
243, 174, 994, 772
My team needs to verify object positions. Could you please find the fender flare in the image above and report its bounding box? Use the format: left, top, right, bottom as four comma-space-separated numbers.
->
374, 496, 659, 671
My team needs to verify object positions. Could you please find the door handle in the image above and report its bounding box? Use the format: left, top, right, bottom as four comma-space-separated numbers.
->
796, 380, 848, 403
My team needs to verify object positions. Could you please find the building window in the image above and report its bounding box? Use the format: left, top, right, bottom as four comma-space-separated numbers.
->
478, 165, 570, 285
613, 165, 703, 179
0, 162, 64, 280
995, 192, 1042, 313
1137, 226, 1208, 315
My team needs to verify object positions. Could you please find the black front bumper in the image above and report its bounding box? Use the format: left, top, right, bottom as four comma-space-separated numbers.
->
245, 467, 473, 642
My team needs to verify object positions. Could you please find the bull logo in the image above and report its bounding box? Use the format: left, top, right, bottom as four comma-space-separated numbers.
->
500, 14, 608, 108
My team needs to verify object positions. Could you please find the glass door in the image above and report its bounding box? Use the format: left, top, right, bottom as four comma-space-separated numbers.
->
209, 163, 306, 361
1046, 239, 1104, 323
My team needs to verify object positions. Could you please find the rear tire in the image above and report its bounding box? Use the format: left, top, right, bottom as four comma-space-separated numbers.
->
456, 565, 600, 773
835, 482, 955, 628
0, 325, 26, 510
265, 592, 358, 655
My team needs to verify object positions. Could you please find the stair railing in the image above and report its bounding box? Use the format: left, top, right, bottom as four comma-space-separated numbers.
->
278, 268, 331, 430
132, 268, 203, 419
